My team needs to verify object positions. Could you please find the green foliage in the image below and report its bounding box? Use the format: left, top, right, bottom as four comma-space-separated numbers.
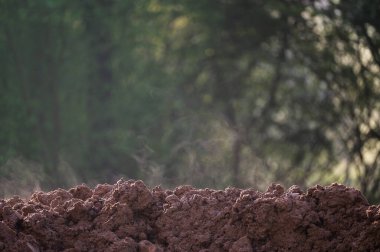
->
0, 0, 379, 202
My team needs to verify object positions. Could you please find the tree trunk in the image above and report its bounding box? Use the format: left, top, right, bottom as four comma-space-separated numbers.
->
83, 1, 116, 179
231, 133, 242, 186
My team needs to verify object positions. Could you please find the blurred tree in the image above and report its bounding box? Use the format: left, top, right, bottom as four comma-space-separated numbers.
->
156, 0, 380, 201
81, 0, 126, 180
0, 0, 379, 202
292, 0, 380, 201
0, 0, 75, 187
161, 0, 335, 188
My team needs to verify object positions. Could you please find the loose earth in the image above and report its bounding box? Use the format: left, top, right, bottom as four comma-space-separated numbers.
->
0, 180, 379, 251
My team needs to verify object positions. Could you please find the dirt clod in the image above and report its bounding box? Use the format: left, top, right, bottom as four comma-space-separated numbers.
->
0, 180, 379, 251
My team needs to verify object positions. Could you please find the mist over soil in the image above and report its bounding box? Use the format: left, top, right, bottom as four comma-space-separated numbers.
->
0, 180, 379, 251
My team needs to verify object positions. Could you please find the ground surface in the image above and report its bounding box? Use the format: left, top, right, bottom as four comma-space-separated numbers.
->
0, 180, 379, 251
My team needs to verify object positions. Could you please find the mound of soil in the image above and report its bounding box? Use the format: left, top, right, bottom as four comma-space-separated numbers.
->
0, 180, 379, 251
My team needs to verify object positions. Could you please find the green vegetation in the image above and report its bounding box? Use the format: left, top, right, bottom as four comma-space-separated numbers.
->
1, 0, 379, 202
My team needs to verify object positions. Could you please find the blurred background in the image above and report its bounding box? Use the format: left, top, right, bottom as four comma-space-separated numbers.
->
1, 0, 380, 202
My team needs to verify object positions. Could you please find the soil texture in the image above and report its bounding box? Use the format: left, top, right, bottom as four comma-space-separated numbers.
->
0, 180, 379, 251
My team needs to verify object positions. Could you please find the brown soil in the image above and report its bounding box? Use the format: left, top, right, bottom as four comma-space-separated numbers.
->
0, 180, 379, 251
